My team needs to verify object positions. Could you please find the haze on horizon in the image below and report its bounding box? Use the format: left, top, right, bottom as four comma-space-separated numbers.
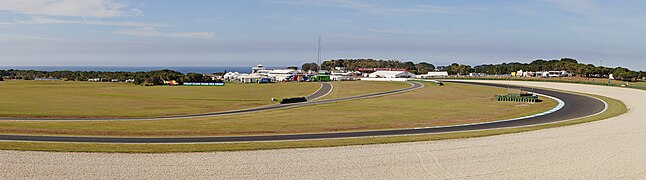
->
0, 0, 644, 71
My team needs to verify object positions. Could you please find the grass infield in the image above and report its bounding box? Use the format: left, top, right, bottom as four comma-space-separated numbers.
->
0, 82, 556, 137
0, 80, 319, 118
318, 81, 410, 100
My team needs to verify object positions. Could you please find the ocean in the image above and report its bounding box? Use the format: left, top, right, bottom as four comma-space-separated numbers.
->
0, 66, 258, 74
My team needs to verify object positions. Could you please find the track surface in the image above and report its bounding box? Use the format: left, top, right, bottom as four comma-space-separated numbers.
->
305, 82, 332, 101
0, 81, 605, 143
0, 82, 415, 121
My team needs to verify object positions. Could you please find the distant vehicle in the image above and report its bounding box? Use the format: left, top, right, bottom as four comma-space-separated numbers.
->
259, 78, 271, 83
310, 75, 331, 82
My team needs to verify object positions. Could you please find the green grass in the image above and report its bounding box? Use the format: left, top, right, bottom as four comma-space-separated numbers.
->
0, 80, 319, 118
0, 82, 557, 137
0, 92, 625, 153
318, 81, 410, 100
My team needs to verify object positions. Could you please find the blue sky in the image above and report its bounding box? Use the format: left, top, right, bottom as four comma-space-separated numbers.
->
0, 0, 644, 70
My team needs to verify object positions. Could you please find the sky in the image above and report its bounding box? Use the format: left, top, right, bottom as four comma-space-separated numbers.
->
0, 0, 644, 70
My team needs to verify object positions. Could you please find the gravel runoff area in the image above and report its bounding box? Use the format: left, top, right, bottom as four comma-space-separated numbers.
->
1, 80, 645, 179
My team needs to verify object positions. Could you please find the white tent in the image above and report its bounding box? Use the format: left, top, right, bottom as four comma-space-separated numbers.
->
368, 71, 414, 78
416, 71, 448, 78
268, 69, 298, 81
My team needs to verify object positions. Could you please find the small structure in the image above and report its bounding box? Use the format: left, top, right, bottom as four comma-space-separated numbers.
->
88, 78, 103, 82
416, 71, 449, 78
238, 74, 265, 83
547, 70, 568, 77
368, 71, 414, 78
223, 72, 241, 81
163, 80, 179, 86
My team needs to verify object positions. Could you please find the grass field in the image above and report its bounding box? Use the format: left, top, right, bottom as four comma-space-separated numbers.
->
0, 94, 624, 153
318, 81, 410, 100
0, 82, 557, 137
0, 80, 319, 118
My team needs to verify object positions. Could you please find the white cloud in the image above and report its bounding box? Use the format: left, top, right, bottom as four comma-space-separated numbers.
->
114, 27, 215, 39
9, 16, 166, 27
131, 8, 143, 17
0, 0, 134, 17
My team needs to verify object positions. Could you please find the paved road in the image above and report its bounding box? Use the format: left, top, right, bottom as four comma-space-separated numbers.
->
0, 82, 418, 121
0, 81, 605, 143
305, 82, 333, 101
2, 80, 642, 179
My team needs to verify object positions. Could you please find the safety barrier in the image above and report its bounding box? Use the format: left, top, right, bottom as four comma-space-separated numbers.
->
494, 94, 539, 102
280, 97, 308, 104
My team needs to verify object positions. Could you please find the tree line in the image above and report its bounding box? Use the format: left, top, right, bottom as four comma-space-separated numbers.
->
0, 69, 220, 86
308, 59, 436, 74
471, 58, 645, 81
304, 58, 644, 81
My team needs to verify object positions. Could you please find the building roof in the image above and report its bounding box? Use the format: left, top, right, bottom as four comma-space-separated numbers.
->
269, 69, 297, 74
370, 71, 410, 76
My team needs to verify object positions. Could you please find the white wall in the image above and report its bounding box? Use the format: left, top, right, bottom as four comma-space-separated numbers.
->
359, 78, 408, 82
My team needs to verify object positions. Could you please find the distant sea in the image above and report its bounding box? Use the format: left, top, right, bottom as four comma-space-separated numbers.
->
0, 66, 261, 74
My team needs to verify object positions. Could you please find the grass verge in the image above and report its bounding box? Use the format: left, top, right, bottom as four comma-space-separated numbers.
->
0, 93, 625, 153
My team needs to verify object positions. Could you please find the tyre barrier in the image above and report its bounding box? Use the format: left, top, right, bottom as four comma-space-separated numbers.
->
280, 97, 308, 104
494, 94, 539, 102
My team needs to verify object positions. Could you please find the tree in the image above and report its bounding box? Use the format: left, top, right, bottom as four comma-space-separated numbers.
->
286, 66, 298, 70
301, 63, 319, 72
415, 62, 435, 74
445, 63, 474, 75
318, 59, 435, 74
308, 63, 319, 72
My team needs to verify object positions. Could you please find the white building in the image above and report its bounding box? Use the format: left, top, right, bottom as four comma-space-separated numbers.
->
368, 71, 414, 78
535, 70, 568, 78
223, 72, 241, 81
548, 70, 568, 77
237, 73, 266, 83
268, 69, 299, 82
416, 71, 449, 78
251, 64, 266, 74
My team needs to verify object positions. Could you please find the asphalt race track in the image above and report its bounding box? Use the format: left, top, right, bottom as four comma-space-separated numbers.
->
0, 81, 606, 143
305, 82, 332, 101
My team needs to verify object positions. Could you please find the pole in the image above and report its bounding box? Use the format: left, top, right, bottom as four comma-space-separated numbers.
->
318, 36, 321, 82
317, 36, 321, 72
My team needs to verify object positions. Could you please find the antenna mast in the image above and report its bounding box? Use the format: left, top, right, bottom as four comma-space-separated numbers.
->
317, 36, 321, 71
